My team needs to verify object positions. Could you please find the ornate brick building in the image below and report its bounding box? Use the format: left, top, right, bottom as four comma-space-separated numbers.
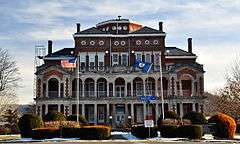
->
35, 18, 205, 126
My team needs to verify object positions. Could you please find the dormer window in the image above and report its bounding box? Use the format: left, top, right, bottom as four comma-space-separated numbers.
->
81, 41, 86, 45
117, 26, 122, 30
123, 26, 128, 30
112, 26, 116, 30
145, 40, 150, 45
90, 41, 95, 45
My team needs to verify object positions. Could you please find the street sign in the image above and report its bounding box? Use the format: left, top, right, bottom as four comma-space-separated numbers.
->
139, 95, 156, 102
144, 120, 154, 127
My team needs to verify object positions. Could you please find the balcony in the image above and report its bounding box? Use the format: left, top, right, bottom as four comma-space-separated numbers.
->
78, 65, 164, 73
48, 91, 64, 98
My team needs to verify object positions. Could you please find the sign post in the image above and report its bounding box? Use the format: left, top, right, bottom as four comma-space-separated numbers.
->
139, 95, 156, 138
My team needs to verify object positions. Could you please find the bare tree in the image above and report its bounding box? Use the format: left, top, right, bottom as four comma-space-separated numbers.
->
0, 48, 20, 116
205, 58, 240, 118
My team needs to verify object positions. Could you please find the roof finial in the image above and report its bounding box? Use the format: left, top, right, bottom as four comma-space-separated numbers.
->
118, 15, 121, 20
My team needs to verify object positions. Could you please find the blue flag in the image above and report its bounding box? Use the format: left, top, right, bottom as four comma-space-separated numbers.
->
134, 60, 153, 73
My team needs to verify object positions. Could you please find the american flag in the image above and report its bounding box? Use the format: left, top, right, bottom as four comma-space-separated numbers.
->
61, 57, 77, 68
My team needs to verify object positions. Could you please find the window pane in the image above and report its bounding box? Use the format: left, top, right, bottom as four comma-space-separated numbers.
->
122, 54, 128, 66
146, 54, 151, 63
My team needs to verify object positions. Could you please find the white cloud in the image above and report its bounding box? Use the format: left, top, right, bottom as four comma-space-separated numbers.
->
28, 25, 75, 40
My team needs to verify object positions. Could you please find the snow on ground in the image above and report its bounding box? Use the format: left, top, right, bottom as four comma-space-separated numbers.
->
111, 131, 140, 140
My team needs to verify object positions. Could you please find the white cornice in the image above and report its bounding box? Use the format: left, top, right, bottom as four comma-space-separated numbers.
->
43, 56, 74, 60
96, 20, 131, 27
165, 56, 197, 59
73, 33, 166, 38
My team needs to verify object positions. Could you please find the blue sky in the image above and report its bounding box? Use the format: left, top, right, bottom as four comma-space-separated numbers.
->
0, 0, 240, 104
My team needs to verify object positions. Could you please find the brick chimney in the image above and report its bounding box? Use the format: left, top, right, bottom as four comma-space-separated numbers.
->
76, 23, 81, 33
188, 38, 192, 53
48, 40, 52, 55
159, 22, 163, 32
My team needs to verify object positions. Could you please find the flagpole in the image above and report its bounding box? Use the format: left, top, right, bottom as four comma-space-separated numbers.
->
76, 54, 79, 123
159, 52, 164, 119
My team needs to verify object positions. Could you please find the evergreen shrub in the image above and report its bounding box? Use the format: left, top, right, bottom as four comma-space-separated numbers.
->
208, 113, 236, 139
18, 114, 43, 138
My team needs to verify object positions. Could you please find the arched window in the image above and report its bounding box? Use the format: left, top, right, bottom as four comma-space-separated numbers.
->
48, 78, 59, 98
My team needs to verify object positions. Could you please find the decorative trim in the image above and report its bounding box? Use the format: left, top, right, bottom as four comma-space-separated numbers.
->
73, 33, 166, 38
165, 56, 197, 59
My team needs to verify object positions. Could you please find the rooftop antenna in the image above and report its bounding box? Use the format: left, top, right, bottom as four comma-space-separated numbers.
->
118, 15, 121, 20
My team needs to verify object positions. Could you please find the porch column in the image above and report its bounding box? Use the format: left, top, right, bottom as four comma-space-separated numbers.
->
106, 104, 109, 123
58, 82, 61, 97
94, 104, 97, 124
113, 81, 116, 97
192, 103, 196, 111
82, 81, 85, 97
94, 80, 97, 98
180, 80, 183, 96
180, 103, 183, 117
125, 103, 128, 122
143, 103, 146, 120
45, 104, 48, 115
125, 82, 128, 97
131, 81, 134, 97
82, 104, 85, 117
174, 77, 177, 96
107, 81, 109, 97
143, 79, 146, 96
131, 103, 134, 124
155, 103, 159, 124
191, 80, 195, 96
58, 104, 60, 112
155, 78, 158, 96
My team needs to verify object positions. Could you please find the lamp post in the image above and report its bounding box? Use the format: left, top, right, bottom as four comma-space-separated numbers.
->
109, 116, 113, 126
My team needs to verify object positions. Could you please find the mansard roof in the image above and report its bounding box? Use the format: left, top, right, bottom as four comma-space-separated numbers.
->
130, 26, 164, 34
75, 27, 107, 35
45, 48, 74, 58
165, 47, 196, 56
169, 63, 205, 73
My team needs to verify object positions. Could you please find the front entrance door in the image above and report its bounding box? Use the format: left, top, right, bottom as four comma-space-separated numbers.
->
115, 104, 125, 126
116, 114, 125, 125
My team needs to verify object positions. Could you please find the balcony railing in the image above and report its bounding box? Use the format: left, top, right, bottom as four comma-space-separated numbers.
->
176, 90, 192, 97
48, 91, 64, 98
78, 65, 164, 73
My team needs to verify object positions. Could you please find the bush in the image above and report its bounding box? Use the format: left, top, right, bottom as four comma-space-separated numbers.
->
18, 114, 43, 138
131, 125, 158, 139
157, 111, 180, 127
44, 121, 80, 128
177, 125, 203, 139
159, 125, 178, 138
32, 128, 60, 139
43, 111, 66, 122
208, 113, 236, 139
79, 125, 111, 140
66, 115, 88, 124
0, 126, 11, 135
183, 112, 207, 124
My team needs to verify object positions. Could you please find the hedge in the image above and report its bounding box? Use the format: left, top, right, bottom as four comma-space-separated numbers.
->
183, 112, 207, 124
159, 125, 178, 138
18, 114, 43, 138
43, 111, 66, 122
131, 125, 158, 139
78, 125, 111, 140
237, 124, 240, 134
177, 125, 203, 139
157, 111, 180, 127
32, 128, 60, 139
31, 125, 111, 140
208, 113, 236, 139
66, 115, 88, 124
